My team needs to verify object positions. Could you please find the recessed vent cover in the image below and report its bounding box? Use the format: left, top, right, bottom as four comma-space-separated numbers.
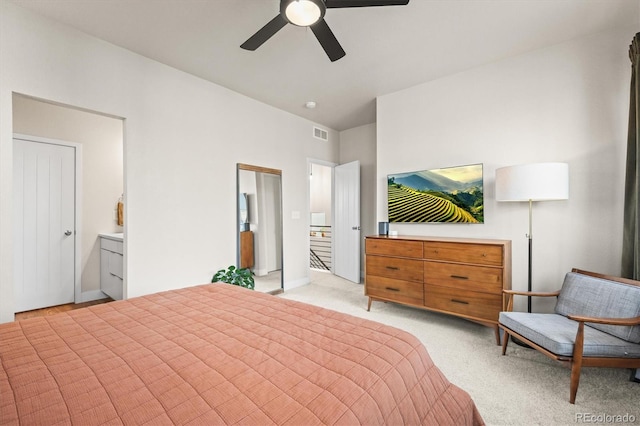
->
313, 127, 328, 141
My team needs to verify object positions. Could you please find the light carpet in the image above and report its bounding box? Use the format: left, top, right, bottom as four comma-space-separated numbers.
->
279, 271, 639, 426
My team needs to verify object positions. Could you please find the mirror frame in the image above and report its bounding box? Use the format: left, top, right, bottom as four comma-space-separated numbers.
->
236, 163, 284, 293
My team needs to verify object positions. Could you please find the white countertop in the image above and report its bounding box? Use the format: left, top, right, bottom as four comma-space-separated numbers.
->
99, 232, 123, 242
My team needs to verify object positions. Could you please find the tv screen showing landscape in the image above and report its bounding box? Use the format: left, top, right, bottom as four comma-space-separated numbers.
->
387, 163, 484, 223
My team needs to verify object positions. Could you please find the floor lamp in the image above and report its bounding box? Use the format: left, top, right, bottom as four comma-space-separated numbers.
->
495, 162, 569, 313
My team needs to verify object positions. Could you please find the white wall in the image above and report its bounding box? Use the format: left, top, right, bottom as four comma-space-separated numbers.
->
0, 2, 339, 322
12, 95, 123, 298
377, 27, 636, 312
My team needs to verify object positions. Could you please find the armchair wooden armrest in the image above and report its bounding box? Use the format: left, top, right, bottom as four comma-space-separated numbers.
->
502, 289, 561, 311
567, 314, 640, 326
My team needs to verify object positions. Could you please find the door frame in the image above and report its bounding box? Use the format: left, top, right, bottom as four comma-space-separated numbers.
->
13, 133, 83, 305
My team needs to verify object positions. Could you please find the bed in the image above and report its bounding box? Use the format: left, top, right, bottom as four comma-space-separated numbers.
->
1, 283, 484, 425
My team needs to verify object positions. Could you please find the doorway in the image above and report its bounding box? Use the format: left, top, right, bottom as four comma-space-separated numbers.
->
309, 159, 361, 283
12, 94, 124, 311
309, 162, 333, 272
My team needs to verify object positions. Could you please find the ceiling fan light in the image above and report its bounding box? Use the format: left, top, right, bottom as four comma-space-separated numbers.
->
284, 0, 323, 27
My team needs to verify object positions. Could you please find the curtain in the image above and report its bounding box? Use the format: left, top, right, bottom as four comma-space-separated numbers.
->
622, 33, 640, 280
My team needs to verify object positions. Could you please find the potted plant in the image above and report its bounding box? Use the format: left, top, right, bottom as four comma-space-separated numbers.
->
211, 265, 255, 290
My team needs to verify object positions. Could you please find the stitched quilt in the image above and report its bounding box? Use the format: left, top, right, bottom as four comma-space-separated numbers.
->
1, 283, 483, 425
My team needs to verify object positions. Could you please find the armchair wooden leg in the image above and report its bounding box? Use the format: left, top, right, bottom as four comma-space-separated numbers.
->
570, 322, 586, 404
570, 364, 582, 404
501, 329, 510, 355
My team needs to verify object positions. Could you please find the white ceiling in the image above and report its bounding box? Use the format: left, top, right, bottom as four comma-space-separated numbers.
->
10, 0, 639, 131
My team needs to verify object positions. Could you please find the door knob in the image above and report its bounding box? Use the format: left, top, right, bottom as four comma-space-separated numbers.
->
351, 226, 361, 230
64, 230, 73, 236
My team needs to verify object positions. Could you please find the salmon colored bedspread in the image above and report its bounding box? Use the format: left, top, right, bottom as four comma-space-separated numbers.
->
1, 283, 484, 425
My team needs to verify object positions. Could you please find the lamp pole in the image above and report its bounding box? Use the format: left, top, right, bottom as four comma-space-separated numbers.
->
527, 199, 533, 313
510, 199, 536, 348
495, 162, 569, 315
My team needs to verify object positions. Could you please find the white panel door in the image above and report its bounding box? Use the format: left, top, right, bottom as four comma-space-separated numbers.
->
14, 138, 76, 312
333, 160, 360, 283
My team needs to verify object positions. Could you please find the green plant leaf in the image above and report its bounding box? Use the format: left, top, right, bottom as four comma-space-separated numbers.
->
211, 265, 254, 290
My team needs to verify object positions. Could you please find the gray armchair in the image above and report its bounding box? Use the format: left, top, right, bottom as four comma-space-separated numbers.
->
499, 268, 640, 403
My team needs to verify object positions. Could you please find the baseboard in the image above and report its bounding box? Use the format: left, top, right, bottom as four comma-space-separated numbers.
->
284, 277, 310, 291
79, 290, 108, 303
253, 268, 269, 277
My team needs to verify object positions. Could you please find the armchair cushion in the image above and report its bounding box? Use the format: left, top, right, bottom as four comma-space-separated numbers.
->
554, 272, 640, 343
499, 312, 640, 357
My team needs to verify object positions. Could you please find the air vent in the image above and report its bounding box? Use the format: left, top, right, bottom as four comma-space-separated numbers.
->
313, 127, 328, 141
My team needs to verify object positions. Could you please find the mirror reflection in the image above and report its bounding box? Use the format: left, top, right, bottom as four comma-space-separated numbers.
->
237, 163, 283, 293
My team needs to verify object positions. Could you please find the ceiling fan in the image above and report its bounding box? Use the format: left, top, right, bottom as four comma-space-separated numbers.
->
240, 0, 410, 62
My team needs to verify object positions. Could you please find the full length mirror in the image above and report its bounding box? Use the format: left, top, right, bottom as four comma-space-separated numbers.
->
237, 163, 283, 293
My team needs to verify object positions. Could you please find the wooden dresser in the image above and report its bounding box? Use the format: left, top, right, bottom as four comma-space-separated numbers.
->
365, 235, 511, 344
240, 231, 254, 269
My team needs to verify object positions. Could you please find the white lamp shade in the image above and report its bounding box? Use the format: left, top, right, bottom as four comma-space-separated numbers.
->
495, 162, 569, 201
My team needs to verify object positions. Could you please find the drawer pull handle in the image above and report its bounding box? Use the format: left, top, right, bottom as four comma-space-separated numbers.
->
450, 275, 469, 280
386, 266, 399, 270
385, 287, 400, 292
451, 299, 469, 305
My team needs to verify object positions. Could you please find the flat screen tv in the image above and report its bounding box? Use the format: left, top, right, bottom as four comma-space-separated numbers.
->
387, 163, 484, 224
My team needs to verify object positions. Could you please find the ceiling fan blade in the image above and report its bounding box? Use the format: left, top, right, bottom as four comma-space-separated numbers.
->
240, 14, 288, 51
325, 0, 409, 8
310, 19, 346, 62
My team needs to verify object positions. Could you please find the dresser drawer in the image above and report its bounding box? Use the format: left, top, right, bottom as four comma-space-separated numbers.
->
101, 272, 123, 300
366, 255, 423, 283
425, 285, 502, 321
366, 238, 423, 259
424, 262, 502, 293
107, 250, 123, 279
366, 276, 424, 306
101, 237, 123, 254
423, 242, 503, 266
